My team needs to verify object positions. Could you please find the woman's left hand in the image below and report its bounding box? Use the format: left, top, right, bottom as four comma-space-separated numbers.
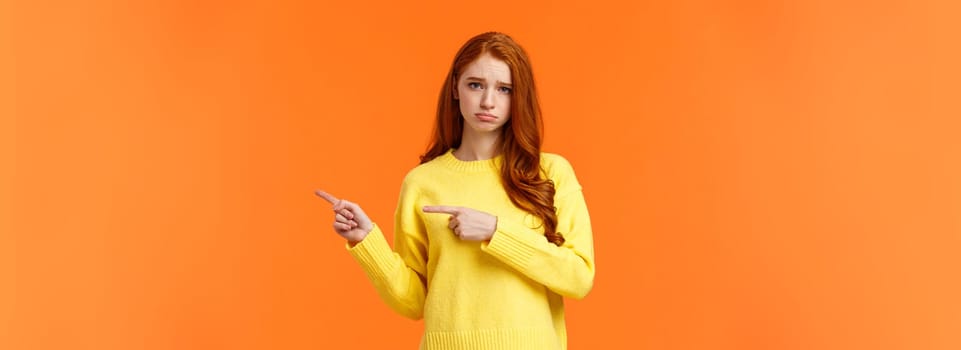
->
423, 205, 497, 242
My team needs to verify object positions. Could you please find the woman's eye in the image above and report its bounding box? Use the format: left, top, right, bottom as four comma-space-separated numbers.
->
498, 86, 512, 94
467, 82, 482, 89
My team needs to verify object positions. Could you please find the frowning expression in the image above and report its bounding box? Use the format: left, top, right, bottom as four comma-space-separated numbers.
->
455, 53, 512, 134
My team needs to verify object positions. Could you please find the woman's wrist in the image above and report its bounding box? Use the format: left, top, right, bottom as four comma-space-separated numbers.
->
486, 216, 498, 242
347, 225, 374, 247
347, 234, 366, 247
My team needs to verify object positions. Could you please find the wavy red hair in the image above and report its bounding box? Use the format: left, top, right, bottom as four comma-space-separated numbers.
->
420, 32, 564, 246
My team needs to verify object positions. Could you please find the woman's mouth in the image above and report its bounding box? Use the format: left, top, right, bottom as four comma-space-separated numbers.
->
476, 113, 497, 122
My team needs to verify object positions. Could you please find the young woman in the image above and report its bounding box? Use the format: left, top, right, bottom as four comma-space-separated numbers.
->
316, 32, 595, 350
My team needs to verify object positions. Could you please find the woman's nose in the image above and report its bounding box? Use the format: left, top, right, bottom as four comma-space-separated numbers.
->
480, 91, 495, 109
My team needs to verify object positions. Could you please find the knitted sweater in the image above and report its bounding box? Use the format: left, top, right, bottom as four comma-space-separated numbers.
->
347, 149, 595, 349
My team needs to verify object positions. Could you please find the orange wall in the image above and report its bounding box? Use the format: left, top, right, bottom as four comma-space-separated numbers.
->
3, 0, 960, 349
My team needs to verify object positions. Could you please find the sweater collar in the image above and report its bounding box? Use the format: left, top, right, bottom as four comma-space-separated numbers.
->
437, 149, 504, 173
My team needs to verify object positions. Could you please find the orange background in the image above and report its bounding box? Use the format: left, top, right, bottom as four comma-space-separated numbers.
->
3, 0, 960, 349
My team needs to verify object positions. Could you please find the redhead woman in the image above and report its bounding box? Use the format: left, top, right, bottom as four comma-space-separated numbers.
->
316, 32, 595, 350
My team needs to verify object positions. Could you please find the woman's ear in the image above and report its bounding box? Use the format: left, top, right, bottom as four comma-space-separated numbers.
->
452, 86, 459, 100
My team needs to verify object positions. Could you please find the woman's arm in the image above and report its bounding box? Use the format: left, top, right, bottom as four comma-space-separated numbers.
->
481, 156, 596, 299
481, 187, 595, 299
317, 183, 429, 320
346, 223, 428, 320
417, 156, 596, 299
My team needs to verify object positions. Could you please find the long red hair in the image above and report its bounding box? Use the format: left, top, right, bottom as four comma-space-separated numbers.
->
420, 32, 564, 246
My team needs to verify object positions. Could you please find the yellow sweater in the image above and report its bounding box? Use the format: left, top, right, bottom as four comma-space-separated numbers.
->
347, 149, 595, 349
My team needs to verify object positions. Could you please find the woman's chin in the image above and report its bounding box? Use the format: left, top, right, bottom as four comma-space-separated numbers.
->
466, 123, 504, 134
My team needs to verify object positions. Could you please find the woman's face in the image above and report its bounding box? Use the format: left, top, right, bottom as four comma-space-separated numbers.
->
455, 53, 512, 134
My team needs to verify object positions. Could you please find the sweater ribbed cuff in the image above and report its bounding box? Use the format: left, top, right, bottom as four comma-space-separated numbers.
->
346, 224, 397, 279
482, 219, 546, 270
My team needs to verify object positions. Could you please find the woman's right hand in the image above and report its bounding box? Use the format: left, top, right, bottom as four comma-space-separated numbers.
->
315, 190, 373, 245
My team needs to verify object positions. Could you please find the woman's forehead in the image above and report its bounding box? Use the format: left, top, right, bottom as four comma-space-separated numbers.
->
460, 54, 512, 83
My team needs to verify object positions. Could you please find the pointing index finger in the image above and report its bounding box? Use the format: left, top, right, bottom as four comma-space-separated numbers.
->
422, 205, 461, 215
314, 190, 340, 205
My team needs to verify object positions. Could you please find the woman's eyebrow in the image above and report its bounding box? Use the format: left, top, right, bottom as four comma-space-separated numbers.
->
464, 76, 512, 86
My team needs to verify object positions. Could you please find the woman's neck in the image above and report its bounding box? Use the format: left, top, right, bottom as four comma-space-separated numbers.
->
454, 129, 501, 161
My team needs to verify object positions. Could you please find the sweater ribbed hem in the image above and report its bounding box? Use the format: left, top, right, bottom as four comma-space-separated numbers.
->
421, 327, 561, 350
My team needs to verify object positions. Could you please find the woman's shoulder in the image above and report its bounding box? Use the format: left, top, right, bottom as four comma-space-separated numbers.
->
400, 161, 435, 186
540, 152, 576, 176
540, 152, 582, 195
399, 154, 451, 188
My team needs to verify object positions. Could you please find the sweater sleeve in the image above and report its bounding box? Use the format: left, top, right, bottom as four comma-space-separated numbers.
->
346, 180, 428, 319
480, 156, 596, 299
